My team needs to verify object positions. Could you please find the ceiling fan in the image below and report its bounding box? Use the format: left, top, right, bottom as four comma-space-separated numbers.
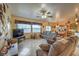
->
36, 7, 53, 19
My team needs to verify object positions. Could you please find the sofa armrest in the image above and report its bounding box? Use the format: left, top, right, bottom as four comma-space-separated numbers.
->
39, 44, 50, 52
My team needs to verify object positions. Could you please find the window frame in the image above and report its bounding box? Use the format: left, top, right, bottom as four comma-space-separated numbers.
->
45, 26, 52, 31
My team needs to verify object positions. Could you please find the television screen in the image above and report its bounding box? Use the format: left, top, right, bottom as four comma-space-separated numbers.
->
13, 29, 24, 38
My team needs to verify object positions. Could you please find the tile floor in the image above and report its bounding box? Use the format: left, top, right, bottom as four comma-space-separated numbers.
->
73, 40, 79, 56
18, 39, 79, 56
18, 39, 47, 56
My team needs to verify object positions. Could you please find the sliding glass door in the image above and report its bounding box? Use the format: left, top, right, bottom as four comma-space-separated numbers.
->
32, 24, 41, 33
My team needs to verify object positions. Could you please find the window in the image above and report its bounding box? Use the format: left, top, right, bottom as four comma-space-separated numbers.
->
32, 24, 41, 32
16, 24, 31, 33
16, 24, 23, 29
23, 24, 31, 33
16, 23, 41, 33
46, 26, 51, 31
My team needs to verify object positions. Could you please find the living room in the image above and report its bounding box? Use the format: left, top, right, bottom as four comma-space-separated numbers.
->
0, 3, 79, 56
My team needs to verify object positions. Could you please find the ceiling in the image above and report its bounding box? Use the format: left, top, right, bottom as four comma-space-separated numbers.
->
8, 3, 79, 22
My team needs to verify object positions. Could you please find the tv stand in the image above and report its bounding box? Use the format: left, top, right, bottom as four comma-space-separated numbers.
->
16, 35, 25, 43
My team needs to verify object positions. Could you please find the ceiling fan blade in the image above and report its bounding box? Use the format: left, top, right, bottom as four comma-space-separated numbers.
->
37, 16, 40, 17
47, 12, 51, 14
48, 16, 53, 18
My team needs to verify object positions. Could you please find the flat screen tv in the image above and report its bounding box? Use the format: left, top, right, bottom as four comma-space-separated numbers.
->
13, 29, 24, 38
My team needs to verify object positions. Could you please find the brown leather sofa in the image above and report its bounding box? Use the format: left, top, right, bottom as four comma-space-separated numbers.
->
36, 35, 78, 56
